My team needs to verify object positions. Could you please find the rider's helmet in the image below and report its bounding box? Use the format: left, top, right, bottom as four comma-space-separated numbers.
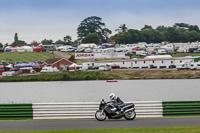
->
110, 93, 117, 101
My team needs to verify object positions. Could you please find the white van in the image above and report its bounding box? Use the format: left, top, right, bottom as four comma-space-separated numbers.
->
158, 49, 167, 54
190, 62, 200, 70
136, 50, 146, 56
177, 63, 190, 70
99, 63, 112, 71
68, 65, 83, 72
40, 67, 59, 73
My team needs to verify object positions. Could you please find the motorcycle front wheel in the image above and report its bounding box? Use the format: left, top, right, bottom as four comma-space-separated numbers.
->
95, 110, 106, 121
124, 110, 136, 120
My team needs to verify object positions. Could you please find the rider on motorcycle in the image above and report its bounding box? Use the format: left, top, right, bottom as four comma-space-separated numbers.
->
109, 93, 125, 114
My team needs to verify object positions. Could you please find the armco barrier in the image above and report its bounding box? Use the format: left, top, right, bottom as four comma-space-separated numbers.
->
0, 103, 33, 120
32, 101, 163, 119
3, 101, 200, 120
163, 101, 200, 116
134, 101, 163, 118
33, 102, 97, 119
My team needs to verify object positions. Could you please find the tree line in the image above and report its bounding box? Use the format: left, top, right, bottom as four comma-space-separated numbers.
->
114, 23, 200, 44
1, 16, 200, 48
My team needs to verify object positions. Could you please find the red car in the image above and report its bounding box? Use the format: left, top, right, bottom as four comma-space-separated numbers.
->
0, 65, 5, 75
111, 65, 120, 69
34, 47, 44, 52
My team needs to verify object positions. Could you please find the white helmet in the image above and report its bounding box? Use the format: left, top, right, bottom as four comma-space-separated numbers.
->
110, 93, 117, 101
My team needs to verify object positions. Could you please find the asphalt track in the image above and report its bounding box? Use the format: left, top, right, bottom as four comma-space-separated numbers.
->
0, 117, 200, 131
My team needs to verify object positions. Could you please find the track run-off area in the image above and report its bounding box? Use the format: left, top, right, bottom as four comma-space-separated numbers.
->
0, 117, 200, 131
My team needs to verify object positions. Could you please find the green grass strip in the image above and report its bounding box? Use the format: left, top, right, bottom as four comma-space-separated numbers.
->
0, 127, 200, 133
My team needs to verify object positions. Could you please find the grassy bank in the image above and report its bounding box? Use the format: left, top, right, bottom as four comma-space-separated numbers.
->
0, 52, 59, 63
1, 70, 200, 82
0, 71, 109, 82
1, 127, 200, 133
103, 69, 200, 79
130, 53, 200, 59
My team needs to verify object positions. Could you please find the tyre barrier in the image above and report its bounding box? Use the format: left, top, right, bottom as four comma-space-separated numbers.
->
163, 101, 200, 116
0, 101, 199, 120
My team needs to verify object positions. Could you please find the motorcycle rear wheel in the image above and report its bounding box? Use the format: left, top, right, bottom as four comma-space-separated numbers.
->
95, 110, 106, 121
124, 110, 136, 120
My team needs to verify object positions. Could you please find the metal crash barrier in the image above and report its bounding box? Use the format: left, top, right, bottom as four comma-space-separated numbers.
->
0, 103, 33, 120
0, 101, 199, 120
32, 101, 163, 119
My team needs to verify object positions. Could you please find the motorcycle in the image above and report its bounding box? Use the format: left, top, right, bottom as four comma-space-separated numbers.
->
95, 99, 136, 121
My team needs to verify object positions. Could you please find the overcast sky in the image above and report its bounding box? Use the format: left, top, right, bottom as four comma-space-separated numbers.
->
0, 0, 200, 44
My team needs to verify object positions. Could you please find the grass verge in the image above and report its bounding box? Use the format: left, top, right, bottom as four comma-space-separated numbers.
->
0, 52, 59, 63
1, 70, 200, 82
1, 127, 200, 133
0, 71, 109, 82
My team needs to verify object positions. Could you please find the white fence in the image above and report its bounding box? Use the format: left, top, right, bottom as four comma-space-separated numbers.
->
33, 101, 163, 120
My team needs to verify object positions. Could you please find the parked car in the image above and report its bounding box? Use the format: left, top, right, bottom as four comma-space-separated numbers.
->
93, 66, 99, 69
84, 48, 93, 53
190, 62, 200, 70
0, 65, 5, 75
99, 63, 112, 71
61, 47, 76, 52
34, 47, 44, 52
136, 50, 146, 56
2, 68, 22, 77
40, 67, 59, 73
193, 49, 200, 53
177, 63, 190, 70
111, 64, 120, 69
158, 49, 167, 54
76, 47, 86, 52
62, 65, 69, 72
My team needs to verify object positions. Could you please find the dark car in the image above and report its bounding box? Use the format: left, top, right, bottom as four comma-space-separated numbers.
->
93, 66, 99, 69
194, 50, 200, 53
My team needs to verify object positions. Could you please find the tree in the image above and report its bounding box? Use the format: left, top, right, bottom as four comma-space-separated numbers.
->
31, 40, 39, 45
63, 35, 72, 45
82, 33, 100, 44
77, 16, 112, 43
127, 29, 140, 43
4, 43, 9, 48
112, 23, 200, 44
55, 39, 64, 44
0, 43, 3, 49
11, 40, 26, 47
156, 25, 166, 32
114, 32, 131, 44
189, 30, 200, 42
41, 39, 53, 44
115, 24, 128, 33
14, 33, 18, 42
189, 25, 200, 32
73, 39, 81, 45
141, 25, 153, 30
140, 28, 156, 43
174, 23, 189, 29
11, 33, 27, 47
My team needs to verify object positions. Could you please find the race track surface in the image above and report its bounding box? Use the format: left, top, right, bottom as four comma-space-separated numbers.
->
0, 117, 200, 131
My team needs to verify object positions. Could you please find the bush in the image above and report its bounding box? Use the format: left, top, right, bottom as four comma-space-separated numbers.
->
63, 73, 68, 80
